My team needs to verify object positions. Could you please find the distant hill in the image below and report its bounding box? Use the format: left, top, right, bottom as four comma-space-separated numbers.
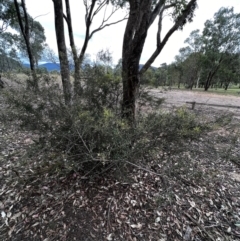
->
23, 63, 157, 72
139, 64, 157, 71
39, 63, 60, 71
23, 63, 60, 72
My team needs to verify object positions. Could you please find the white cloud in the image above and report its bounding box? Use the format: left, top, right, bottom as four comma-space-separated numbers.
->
25, 0, 240, 66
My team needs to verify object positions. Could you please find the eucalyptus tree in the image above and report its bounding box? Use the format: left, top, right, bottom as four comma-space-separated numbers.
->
174, 46, 190, 88
121, 0, 197, 121
216, 52, 240, 90
0, 0, 46, 88
52, 0, 72, 105
184, 29, 203, 88
41, 44, 59, 64
159, 63, 169, 87
174, 44, 202, 89
13, 0, 46, 90
174, 7, 240, 91
201, 7, 240, 91
174, 46, 189, 87
17, 20, 46, 67
184, 29, 202, 53
0, 0, 17, 33
113, 58, 122, 78
63, 0, 128, 94
51, 0, 128, 100
0, 0, 21, 71
96, 49, 113, 74
0, 32, 20, 71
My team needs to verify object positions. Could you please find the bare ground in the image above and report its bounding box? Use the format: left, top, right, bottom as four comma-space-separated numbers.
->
149, 88, 240, 117
0, 88, 240, 241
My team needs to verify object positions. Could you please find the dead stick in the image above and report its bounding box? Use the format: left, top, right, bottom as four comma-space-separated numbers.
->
184, 212, 215, 241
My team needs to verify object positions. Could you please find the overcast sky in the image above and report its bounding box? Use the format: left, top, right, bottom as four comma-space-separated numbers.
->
25, 0, 240, 66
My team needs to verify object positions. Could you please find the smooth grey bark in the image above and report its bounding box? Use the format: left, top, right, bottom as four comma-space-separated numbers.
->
122, 0, 197, 121
63, 0, 81, 94
78, 0, 96, 68
52, 0, 72, 105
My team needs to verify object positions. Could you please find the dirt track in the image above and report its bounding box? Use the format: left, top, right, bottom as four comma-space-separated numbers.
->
150, 89, 240, 116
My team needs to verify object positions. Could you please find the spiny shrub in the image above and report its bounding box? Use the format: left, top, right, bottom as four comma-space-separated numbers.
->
1, 70, 206, 177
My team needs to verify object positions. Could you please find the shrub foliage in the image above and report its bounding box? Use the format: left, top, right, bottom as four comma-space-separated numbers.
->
1, 67, 205, 177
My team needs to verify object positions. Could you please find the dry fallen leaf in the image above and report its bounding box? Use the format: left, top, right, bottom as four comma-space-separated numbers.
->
1, 211, 6, 218
107, 233, 113, 240
189, 200, 196, 208
8, 225, 15, 237
155, 217, 161, 223
11, 212, 22, 220
130, 223, 143, 229
183, 226, 192, 241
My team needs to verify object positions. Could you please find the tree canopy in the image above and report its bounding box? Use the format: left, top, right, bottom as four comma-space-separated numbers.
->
174, 7, 240, 91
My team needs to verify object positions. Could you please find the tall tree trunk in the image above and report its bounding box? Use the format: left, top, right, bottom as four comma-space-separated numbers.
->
64, 0, 81, 96
122, 58, 141, 121
224, 80, 230, 90
14, 0, 38, 90
196, 75, 200, 88
78, 0, 97, 75
204, 56, 223, 91
204, 72, 212, 91
190, 79, 194, 90
122, 0, 152, 121
178, 81, 181, 89
52, 0, 72, 105
122, 0, 197, 121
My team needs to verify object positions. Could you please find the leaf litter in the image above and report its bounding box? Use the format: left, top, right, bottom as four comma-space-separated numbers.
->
0, 94, 240, 240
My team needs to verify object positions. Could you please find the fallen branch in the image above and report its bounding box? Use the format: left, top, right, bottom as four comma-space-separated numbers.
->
184, 212, 215, 241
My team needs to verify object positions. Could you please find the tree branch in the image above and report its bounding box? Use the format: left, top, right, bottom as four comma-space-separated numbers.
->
79, 1, 128, 66
78, 0, 97, 66
89, 4, 128, 40
89, 15, 128, 39
140, 0, 197, 75
149, 0, 166, 27
33, 12, 50, 21
157, 8, 164, 47
13, 0, 26, 39
63, 13, 69, 24
92, 0, 108, 19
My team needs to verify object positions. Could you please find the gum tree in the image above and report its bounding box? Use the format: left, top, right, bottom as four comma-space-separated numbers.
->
52, 0, 72, 105
121, 0, 197, 121
14, 0, 39, 89
202, 7, 240, 91
63, 0, 128, 94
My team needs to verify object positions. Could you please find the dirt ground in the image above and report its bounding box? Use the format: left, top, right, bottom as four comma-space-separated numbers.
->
149, 88, 240, 117
1, 85, 240, 241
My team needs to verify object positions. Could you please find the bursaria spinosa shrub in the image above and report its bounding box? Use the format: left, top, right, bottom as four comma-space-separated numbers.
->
1, 71, 206, 177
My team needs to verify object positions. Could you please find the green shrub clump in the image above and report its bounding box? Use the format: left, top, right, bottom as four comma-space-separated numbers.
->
1, 68, 205, 177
